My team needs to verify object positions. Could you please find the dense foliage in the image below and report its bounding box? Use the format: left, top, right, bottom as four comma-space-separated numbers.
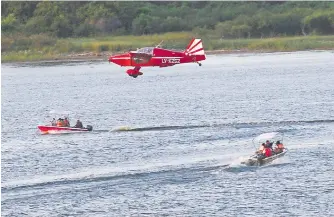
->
2, 1, 334, 38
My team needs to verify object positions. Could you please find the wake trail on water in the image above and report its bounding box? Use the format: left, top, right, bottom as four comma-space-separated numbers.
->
1, 152, 235, 194
109, 119, 334, 132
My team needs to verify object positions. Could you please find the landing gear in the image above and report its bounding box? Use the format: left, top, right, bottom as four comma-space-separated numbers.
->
197, 62, 202, 66
126, 67, 143, 78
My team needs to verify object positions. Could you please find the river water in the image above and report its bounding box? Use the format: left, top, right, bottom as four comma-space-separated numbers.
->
2, 51, 334, 216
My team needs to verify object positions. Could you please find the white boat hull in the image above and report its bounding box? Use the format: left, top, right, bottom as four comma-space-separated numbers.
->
242, 148, 288, 166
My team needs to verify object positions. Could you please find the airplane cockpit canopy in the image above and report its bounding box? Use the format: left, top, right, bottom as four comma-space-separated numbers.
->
132, 47, 154, 64
136, 47, 154, 55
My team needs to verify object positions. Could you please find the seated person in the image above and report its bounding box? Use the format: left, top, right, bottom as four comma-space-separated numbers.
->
63, 117, 70, 127
265, 140, 270, 146
274, 141, 284, 153
74, 120, 83, 128
57, 118, 64, 127
51, 118, 56, 126
265, 140, 274, 151
256, 143, 266, 154
263, 146, 272, 158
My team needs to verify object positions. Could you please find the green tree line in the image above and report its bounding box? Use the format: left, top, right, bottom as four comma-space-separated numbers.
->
2, 1, 334, 38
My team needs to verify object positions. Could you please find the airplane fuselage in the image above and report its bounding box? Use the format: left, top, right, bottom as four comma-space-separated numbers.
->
109, 48, 205, 68
108, 38, 206, 78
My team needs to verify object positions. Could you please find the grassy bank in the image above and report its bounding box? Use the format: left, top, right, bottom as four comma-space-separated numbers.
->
2, 32, 334, 62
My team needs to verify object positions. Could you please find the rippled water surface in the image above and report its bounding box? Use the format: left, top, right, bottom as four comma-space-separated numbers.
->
2, 51, 334, 216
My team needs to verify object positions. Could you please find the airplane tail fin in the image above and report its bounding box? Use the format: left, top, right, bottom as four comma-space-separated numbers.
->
184, 38, 205, 56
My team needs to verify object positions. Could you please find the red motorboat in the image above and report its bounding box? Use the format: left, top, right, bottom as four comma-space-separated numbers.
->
37, 110, 93, 134
37, 125, 93, 134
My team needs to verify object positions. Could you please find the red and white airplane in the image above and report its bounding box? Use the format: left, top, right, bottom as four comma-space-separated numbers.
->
108, 38, 206, 78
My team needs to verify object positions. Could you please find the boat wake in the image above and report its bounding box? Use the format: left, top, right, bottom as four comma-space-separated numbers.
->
110, 124, 210, 132
222, 156, 252, 172
110, 126, 134, 131
109, 119, 334, 133
1, 154, 231, 196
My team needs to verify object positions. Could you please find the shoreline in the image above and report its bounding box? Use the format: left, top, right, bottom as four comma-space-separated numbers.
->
2, 48, 333, 64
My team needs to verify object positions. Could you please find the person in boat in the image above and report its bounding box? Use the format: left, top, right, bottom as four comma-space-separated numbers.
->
256, 143, 266, 154
265, 140, 274, 151
274, 141, 284, 153
263, 146, 272, 158
56, 118, 64, 127
257, 144, 272, 159
63, 117, 70, 127
265, 140, 270, 147
74, 120, 83, 128
51, 118, 56, 126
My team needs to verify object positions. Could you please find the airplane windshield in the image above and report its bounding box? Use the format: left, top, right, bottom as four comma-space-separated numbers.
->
137, 47, 154, 55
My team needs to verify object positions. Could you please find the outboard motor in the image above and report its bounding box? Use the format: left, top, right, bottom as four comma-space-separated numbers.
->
86, 125, 93, 131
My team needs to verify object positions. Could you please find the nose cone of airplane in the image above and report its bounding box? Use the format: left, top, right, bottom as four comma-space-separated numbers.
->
108, 56, 115, 63
108, 55, 120, 65
108, 56, 118, 65
108, 53, 131, 66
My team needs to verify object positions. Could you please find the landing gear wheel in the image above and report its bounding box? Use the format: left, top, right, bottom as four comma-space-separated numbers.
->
198, 63, 202, 66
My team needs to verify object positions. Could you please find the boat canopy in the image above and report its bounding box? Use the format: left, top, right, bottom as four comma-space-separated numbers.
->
49, 110, 70, 116
254, 132, 283, 143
